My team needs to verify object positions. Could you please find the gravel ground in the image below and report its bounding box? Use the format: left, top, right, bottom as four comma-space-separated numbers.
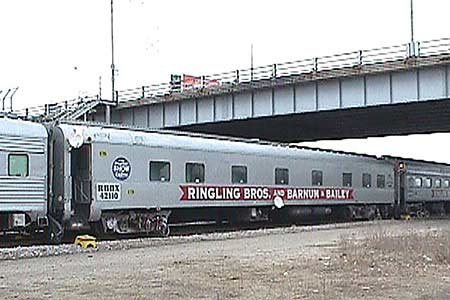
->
1, 219, 449, 300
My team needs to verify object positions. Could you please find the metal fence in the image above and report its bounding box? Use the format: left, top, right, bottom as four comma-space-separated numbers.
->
12, 37, 450, 119
14, 95, 101, 121
116, 38, 450, 103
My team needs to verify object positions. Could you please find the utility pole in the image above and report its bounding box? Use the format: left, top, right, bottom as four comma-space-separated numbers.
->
99, 76, 102, 100
410, 0, 415, 56
106, 0, 115, 124
250, 43, 254, 81
111, 0, 116, 102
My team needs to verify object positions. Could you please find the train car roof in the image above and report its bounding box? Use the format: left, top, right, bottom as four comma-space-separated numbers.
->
0, 116, 47, 138
58, 121, 384, 162
381, 155, 450, 168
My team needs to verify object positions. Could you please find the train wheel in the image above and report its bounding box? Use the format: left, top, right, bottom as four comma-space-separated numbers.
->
374, 207, 383, 220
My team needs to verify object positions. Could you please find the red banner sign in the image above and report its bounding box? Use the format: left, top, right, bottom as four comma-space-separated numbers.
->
180, 185, 353, 201
183, 74, 201, 86
182, 75, 220, 88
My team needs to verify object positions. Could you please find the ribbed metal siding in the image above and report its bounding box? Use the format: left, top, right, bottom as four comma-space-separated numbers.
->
0, 119, 47, 222
0, 177, 46, 206
0, 135, 45, 154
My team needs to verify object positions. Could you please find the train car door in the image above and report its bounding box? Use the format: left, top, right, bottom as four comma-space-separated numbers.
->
71, 144, 92, 221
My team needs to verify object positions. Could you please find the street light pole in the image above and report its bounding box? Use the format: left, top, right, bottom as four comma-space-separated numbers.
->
111, 0, 116, 102
410, 0, 415, 56
105, 0, 115, 124
250, 43, 254, 81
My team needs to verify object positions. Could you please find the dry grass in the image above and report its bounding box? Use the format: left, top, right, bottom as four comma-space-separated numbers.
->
334, 229, 450, 299
339, 229, 450, 267
164, 230, 450, 299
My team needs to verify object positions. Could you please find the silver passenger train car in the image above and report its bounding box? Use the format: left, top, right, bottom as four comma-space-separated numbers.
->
57, 123, 395, 237
384, 157, 450, 217
0, 117, 49, 238
1, 117, 449, 241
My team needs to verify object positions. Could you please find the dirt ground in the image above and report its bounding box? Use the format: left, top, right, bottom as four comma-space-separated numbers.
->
1, 220, 449, 300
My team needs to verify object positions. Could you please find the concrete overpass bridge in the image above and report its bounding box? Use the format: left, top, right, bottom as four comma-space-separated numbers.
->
17, 38, 450, 142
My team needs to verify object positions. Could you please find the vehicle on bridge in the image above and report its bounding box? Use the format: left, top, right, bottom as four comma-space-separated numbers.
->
0, 116, 449, 243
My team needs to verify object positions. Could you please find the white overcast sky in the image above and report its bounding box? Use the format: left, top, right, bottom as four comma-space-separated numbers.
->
1, 0, 450, 162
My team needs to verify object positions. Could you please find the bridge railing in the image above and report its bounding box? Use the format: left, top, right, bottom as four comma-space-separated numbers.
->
14, 37, 450, 118
359, 43, 409, 64
117, 38, 450, 104
417, 37, 450, 57
276, 58, 313, 77
205, 70, 240, 85
15, 95, 100, 121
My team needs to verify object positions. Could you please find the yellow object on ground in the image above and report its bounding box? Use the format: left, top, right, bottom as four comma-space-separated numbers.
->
401, 214, 412, 221
74, 235, 98, 248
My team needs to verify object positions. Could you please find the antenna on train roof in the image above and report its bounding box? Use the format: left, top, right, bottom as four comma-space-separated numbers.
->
9, 87, 19, 112
2, 88, 11, 112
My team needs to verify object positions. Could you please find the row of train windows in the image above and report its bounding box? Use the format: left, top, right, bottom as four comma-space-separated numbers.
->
5, 153, 387, 189
409, 177, 450, 189
150, 161, 386, 188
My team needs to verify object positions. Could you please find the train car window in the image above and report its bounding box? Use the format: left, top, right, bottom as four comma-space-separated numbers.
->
362, 173, 371, 188
444, 179, 450, 188
8, 154, 29, 177
435, 179, 442, 188
377, 175, 385, 188
312, 170, 323, 186
232, 165, 247, 184
186, 163, 205, 183
424, 178, 432, 188
415, 178, 422, 188
149, 161, 171, 182
342, 173, 352, 187
408, 177, 415, 188
275, 168, 289, 185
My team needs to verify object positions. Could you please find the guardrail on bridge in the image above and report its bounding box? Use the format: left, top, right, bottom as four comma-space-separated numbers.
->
13, 38, 450, 121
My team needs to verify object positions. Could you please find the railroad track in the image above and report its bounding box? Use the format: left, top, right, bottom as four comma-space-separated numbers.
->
2, 215, 449, 252
0, 218, 341, 249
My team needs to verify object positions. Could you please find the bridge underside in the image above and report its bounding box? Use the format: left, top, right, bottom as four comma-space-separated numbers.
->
173, 99, 450, 142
